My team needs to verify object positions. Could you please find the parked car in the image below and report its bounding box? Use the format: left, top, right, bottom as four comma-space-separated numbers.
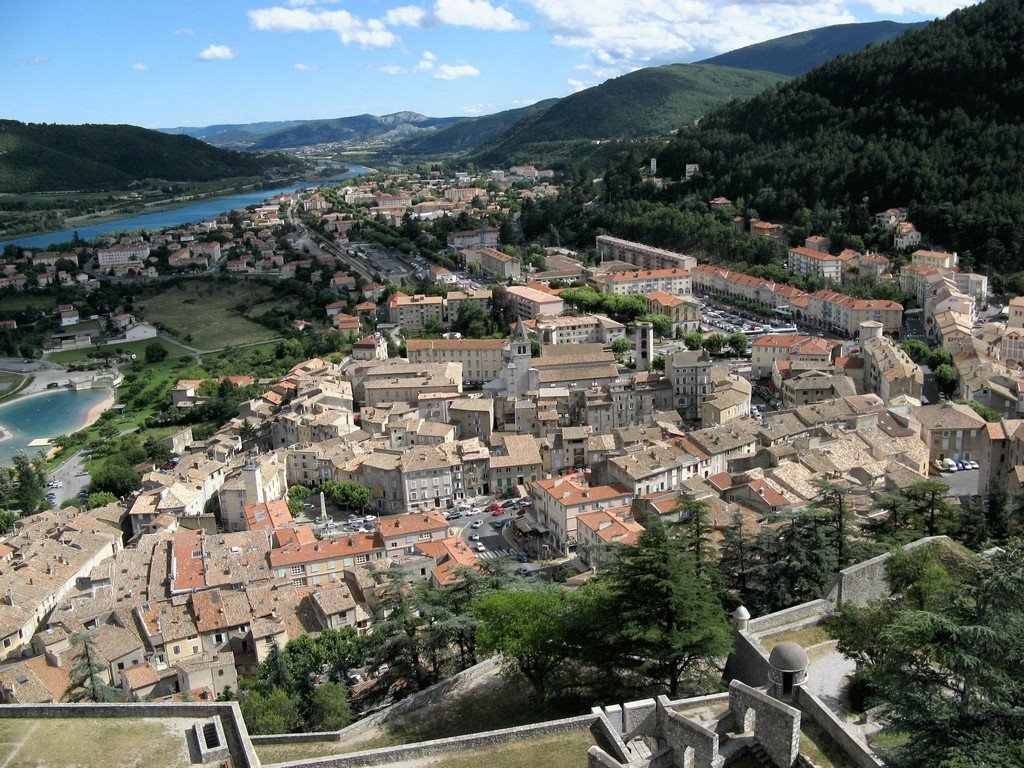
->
486, 502, 502, 512
502, 499, 518, 508
516, 554, 529, 563
954, 459, 966, 471
469, 534, 480, 541
942, 458, 958, 472
491, 509, 504, 516
447, 511, 462, 520
363, 515, 377, 522
470, 520, 483, 529
515, 566, 530, 576
967, 460, 980, 470
474, 542, 486, 552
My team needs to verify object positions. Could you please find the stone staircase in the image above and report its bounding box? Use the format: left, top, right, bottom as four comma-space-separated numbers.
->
746, 742, 774, 768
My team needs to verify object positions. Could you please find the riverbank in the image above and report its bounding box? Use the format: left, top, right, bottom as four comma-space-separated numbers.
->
81, 390, 115, 430
0, 164, 373, 250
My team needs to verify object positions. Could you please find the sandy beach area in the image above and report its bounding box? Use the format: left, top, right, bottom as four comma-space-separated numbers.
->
80, 391, 116, 430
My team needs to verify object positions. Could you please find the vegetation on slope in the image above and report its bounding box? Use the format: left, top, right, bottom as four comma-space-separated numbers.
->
657, 0, 1024, 269
0, 121, 293, 193
470, 63, 785, 168
392, 99, 559, 156
250, 112, 462, 150
698, 20, 928, 76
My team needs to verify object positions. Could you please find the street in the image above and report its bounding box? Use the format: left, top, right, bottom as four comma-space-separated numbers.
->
48, 452, 91, 506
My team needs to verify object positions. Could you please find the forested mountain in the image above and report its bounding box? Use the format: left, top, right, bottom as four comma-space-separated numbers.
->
250, 112, 463, 150
469, 64, 785, 168
698, 20, 928, 76
655, 0, 1024, 270
391, 100, 559, 156
0, 121, 293, 194
162, 119, 310, 147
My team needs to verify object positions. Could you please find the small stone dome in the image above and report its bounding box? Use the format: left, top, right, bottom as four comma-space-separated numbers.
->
769, 642, 808, 673
733, 605, 750, 621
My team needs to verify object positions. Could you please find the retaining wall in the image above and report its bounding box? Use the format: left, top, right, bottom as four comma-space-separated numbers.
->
795, 689, 883, 768
722, 630, 771, 687
271, 713, 597, 768
0, 702, 260, 768
748, 600, 829, 635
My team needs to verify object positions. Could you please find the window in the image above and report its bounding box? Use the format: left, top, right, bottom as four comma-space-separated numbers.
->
173, 645, 181, 655
218, 669, 224, 677
214, 633, 224, 644
290, 565, 304, 576
356, 554, 368, 564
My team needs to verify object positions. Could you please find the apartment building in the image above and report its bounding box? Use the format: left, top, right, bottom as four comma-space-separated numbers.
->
529, 474, 633, 555
406, 338, 505, 385
645, 291, 700, 333
504, 285, 564, 319
750, 335, 840, 379
268, 527, 387, 587
667, 349, 713, 420
801, 291, 903, 337
787, 246, 845, 281
447, 228, 499, 250
587, 268, 692, 296
387, 294, 444, 333
912, 249, 958, 270
463, 247, 521, 281
859, 322, 924, 401
444, 289, 492, 323
528, 314, 625, 346
594, 235, 697, 271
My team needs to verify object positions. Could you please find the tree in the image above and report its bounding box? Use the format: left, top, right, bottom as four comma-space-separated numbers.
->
611, 337, 632, 357
143, 436, 172, 465
600, 516, 731, 697
322, 481, 372, 514
473, 585, 573, 705
718, 510, 755, 597
651, 354, 666, 372
900, 339, 931, 364
85, 492, 118, 510
239, 418, 258, 443
306, 683, 352, 731
681, 331, 703, 350
240, 687, 301, 735
423, 316, 445, 336
727, 332, 748, 357
867, 544, 1024, 767
750, 515, 838, 613
933, 363, 958, 397
287, 485, 312, 517
673, 497, 714, 575
902, 479, 958, 537
89, 461, 140, 498
701, 333, 727, 356
65, 633, 124, 702
11, 451, 48, 515
144, 342, 168, 363
0, 510, 17, 534
276, 338, 304, 360
807, 480, 852, 568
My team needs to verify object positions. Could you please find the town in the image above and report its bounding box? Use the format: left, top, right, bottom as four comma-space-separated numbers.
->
0, 165, 1019, 766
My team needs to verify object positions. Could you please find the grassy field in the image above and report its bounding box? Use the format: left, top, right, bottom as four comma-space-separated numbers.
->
0, 717, 194, 768
46, 337, 191, 365
0, 371, 27, 398
140, 281, 286, 350
0, 294, 59, 312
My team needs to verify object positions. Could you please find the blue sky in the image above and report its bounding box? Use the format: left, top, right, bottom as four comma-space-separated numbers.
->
2, 0, 974, 128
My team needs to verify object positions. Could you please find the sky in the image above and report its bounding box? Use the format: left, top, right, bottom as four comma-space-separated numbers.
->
2, 0, 976, 128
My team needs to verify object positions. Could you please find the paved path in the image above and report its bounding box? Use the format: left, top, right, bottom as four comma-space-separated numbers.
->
49, 452, 91, 506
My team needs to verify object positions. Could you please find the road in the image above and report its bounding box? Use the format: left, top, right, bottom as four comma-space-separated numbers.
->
48, 452, 91, 506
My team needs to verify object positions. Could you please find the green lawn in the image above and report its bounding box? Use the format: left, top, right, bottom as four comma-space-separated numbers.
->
0, 294, 59, 312
0, 371, 27, 398
0, 717, 194, 768
46, 337, 190, 365
760, 623, 832, 651
140, 281, 287, 350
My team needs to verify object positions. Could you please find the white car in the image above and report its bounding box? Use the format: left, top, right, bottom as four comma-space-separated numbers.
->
469, 534, 480, 541
474, 542, 486, 552
470, 520, 483, 529
363, 515, 377, 522
967, 460, 980, 470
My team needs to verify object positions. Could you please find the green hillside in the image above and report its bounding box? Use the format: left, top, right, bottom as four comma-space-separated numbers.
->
699, 20, 928, 76
657, 0, 1024, 269
470, 64, 785, 168
393, 99, 560, 156
251, 112, 462, 150
0, 121, 293, 193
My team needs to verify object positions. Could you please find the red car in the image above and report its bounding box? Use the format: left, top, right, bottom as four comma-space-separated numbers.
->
485, 502, 503, 512
491, 509, 505, 516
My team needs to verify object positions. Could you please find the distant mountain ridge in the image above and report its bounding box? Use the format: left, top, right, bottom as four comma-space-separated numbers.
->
0, 120, 293, 194
391, 100, 561, 156
468, 63, 785, 169
698, 20, 929, 76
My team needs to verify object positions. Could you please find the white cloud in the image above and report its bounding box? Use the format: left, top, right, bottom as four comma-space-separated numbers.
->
859, 0, 970, 13
413, 51, 436, 71
132, 63, 151, 71
460, 102, 495, 114
434, 63, 481, 79
173, 28, 195, 35
379, 64, 409, 74
197, 44, 237, 61
248, 6, 398, 47
19, 56, 47, 65
384, 5, 429, 26
519, 0, 887, 72
385, 0, 528, 31
566, 78, 588, 92
293, 62, 320, 70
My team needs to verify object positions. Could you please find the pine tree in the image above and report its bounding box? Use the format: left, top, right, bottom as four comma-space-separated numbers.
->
601, 516, 731, 697
673, 497, 715, 576
718, 510, 755, 597
64, 632, 124, 702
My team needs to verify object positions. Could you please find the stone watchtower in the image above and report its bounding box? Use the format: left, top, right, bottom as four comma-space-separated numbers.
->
634, 321, 654, 371
767, 642, 808, 700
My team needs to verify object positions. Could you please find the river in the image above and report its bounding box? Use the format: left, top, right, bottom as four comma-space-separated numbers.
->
0, 164, 371, 251
0, 388, 111, 465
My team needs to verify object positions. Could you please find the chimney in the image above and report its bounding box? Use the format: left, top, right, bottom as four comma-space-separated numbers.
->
5, 589, 12, 607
